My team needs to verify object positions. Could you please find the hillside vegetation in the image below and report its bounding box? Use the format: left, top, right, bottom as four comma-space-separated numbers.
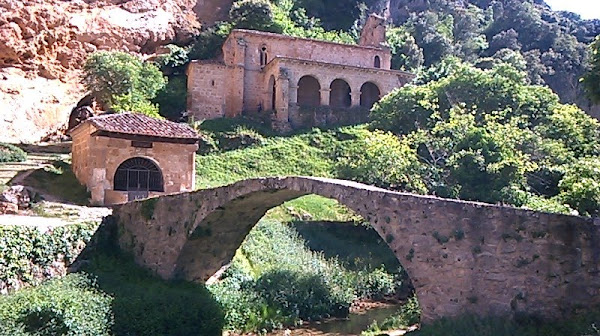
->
2, 0, 600, 335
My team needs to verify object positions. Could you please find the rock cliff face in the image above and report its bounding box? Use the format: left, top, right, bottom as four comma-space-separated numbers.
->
0, 0, 232, 143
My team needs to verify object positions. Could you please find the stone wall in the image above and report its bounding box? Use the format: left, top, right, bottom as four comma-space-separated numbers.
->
186, 27, 415, 126
71, 122, 94, 187
114, 176, 600, 323
71, 124, 197, 205
186, 61, 228, 121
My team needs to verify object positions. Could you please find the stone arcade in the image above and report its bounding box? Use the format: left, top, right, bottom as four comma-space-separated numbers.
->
186, 15, 414, 129
69, 113, 199, 205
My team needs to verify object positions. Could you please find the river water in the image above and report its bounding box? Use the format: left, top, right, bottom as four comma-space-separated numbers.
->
265, 303, 404, 336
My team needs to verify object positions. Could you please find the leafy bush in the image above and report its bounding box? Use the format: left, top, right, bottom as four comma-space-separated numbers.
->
209, 275, 294, 333
558, 157, 600, 216
188, 24, 232, 61
0, 274, 113, 336
0, 222, 97, 291
583, 35, 600, 104
256, 269, 349, 320
152, 75, 188, 120
334, 127, 427, 193
0, 143, 27, 163
353, 267, 397, 300
154, 44, 190, 73
0, 252, 225, 336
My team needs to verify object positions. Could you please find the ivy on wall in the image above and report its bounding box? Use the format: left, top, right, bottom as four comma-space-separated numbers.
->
0, 222, 99, 293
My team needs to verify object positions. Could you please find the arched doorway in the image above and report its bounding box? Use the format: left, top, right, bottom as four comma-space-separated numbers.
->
329, 79, 351, 108
267, 75, 276, 111
114, 157, 164, 201
360, 82, 381, 109
297, 75, 321, 107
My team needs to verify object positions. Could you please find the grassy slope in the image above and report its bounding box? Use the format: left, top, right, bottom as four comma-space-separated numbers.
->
22, 160, 90, 205
196, 135, 334, 188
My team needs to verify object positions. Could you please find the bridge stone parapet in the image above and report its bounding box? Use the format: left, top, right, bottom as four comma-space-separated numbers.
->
113, 176, 600, 322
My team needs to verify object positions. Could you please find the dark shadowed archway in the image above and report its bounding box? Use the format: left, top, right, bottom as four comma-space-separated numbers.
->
267, 75, 276, 111
114, 157, 164, 202
114, 177, 600, 323
114, 157, 163, 189
329, 79, 351, 108
297, 76, 321, 107
360, 82, 381, 109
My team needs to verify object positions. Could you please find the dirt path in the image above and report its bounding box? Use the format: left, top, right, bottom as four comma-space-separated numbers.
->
1, 150, 111, 227
0, 153, 68, 185
0, 214, 70, 232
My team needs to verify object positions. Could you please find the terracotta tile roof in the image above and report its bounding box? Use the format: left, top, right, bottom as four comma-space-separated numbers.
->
85, 113, 199, 140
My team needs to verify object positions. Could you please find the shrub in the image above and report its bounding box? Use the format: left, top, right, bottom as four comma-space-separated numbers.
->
256, 269, 350, 320
558, 157, 600, 216
152, 75, 188, 120
0, 143, 27, 163
154, 45, 190, 74
84, 254, 225, 336
333, 128, 428, 193
209, 276, 293, 332
0, 222, 97, 291
354, 267, 397, 300
188, 24, 232, 61
0, 274, 113, 336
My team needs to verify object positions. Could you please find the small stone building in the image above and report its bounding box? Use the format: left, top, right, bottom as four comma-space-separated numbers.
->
69, 113, 199, 205
187, 14, 415, 129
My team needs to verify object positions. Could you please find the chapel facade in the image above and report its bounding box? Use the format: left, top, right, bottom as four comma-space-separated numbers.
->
69, 113, 199, 205
186, 14, 414, 129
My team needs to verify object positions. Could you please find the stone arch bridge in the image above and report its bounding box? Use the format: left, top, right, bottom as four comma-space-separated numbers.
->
113, 177, 600, 322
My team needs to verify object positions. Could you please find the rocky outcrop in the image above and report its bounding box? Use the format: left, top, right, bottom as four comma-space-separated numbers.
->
0, 0, 230, 143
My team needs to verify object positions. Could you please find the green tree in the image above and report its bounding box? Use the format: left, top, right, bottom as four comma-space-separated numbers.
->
583, 35, 600, 103
82, 51, 166, 117
371, 62, 600, 212
334, 128, 428, 193
230, 0, 282, 32
558, 157, 600, 216
386, 27, 424, 72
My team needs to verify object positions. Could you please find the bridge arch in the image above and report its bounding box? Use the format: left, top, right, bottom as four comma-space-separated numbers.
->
114, 176, 600, 323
